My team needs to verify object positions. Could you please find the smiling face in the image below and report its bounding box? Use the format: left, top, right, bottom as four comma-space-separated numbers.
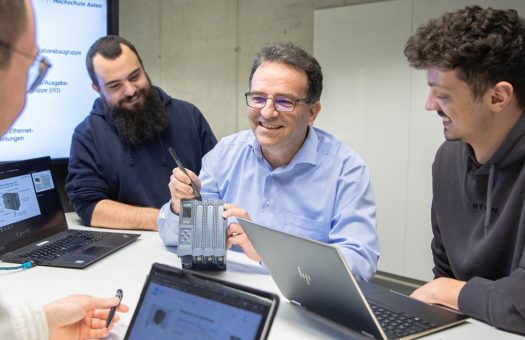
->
425, 68, 493, 145
248, 62, 320, 167
92, 43, 151, 111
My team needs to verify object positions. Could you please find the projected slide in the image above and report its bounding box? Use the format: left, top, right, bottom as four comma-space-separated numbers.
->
0, 0, 108, 161
0, 174, 41, 228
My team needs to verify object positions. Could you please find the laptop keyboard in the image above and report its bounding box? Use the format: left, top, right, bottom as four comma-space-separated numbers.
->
16, 230, 109, 263
370, 303, 436, 338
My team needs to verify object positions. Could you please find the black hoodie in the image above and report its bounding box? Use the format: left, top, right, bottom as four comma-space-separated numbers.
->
65, 86, 217, 225
430, 114, 525, 334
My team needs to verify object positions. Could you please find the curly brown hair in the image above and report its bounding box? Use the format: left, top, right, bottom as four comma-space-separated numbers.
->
404, 6, 525, 110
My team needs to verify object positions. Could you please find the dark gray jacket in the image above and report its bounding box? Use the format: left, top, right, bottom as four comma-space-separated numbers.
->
431, 114, 525, 335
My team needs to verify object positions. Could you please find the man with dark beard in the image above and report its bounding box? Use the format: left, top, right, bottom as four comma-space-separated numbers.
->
66, 36, 217, 231
108, 83, 169, 146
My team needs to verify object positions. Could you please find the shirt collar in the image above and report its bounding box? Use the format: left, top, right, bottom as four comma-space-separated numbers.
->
248, 126, 319, 167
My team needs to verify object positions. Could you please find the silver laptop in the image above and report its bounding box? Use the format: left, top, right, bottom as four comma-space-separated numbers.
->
0, 157, 140, 269
238, 218, 468, 339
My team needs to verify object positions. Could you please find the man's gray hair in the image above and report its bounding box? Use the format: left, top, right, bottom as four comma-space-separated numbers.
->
249, 42, 323, 102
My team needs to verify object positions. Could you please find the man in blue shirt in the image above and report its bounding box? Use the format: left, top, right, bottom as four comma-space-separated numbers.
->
158, 42, 379, 281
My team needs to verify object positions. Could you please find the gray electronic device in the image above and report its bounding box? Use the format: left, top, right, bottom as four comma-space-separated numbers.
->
177, 199, 227, 270
2, 193, 21, 211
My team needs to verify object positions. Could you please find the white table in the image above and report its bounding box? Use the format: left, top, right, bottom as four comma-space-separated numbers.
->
0, 213, 521, 339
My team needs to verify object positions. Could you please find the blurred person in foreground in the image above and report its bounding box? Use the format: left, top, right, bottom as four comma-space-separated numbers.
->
0, 1, 128, 339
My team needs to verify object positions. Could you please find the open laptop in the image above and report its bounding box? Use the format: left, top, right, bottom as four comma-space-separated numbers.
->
125, 263, 280, 340
0, 156, 140, 269
238, 218, 468, 339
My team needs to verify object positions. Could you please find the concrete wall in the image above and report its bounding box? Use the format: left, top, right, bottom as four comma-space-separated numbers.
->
119, 0, 387, 138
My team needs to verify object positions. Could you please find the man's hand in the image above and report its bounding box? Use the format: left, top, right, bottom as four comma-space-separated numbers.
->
410, 277, 466, 310
168, 167, 201, 214
44, 294, 129, 340
223, 203, 261, 262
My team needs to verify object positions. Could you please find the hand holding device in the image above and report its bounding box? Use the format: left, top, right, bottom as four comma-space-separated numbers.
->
168, 147, 202, 200
105, 289, 123, 328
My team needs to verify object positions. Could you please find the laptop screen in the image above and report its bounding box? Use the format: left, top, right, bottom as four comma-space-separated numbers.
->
0, 157, 66, 254
125, 263, 279, 340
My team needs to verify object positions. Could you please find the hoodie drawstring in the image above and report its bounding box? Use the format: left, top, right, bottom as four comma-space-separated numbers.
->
127, 148, 135, 166
159, 137, 168, 166
484, 164, 495, 235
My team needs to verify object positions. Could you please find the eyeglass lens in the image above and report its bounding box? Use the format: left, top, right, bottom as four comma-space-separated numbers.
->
247, 94, 296, 112
27, 56, 49, 93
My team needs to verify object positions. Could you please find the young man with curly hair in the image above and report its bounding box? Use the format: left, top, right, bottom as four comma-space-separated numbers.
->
404, 6, 525, 334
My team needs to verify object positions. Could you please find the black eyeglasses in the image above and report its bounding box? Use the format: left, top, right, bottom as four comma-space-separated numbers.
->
0, 41, 51, 93
245, 92, 311, 112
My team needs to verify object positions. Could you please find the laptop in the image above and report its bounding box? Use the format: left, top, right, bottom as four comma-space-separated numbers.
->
0, 156, 140, 269
125, 263, 280, 340
238, 218, 468, 339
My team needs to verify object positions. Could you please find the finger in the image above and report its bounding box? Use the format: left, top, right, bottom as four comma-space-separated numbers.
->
227, 233, 261, 262
92, 309, 124, 321
409, 286, 427, 301
226, 233, 243, 249
186, 169, 200, 184
88, 296, 122, 310
236, 234, 261, 262
87, 316, 113, 329
226, 223, 243, 236
173, 168, 194, 186
227, 232, 242, 244
170, 173, 192, 192
223, 203, 235, 210
177, 169, 201, 196
226, 236, 234, 249
169, 176, 195, 197
88, 327, 111, 339
223, 206, 250, 219
174, 173, 197, 196
118, 303, 129, 313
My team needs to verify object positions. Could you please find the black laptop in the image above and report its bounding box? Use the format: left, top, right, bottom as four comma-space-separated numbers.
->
238, 218, 468, 340
0, 157, 140, 269
125, 263, 280, 340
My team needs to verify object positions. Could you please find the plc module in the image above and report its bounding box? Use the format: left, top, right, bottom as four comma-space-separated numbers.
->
177, 199, 227, 270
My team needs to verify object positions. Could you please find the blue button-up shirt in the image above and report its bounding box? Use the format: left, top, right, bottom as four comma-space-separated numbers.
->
158, 127, 379, 281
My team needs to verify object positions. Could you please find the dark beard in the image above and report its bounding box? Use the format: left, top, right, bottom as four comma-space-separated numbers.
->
108, 88, 169, 146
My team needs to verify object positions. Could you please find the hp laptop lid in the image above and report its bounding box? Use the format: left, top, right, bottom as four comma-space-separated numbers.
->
238, 218, 468, 339
0, 157, 139, 268
125, 263, 280, 340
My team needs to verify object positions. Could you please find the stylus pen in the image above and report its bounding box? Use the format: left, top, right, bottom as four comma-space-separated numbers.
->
168, 147, 202, 200
105, 289, 123, 328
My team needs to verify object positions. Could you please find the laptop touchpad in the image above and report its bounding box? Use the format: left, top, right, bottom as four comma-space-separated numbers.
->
82, 246, 109, 256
